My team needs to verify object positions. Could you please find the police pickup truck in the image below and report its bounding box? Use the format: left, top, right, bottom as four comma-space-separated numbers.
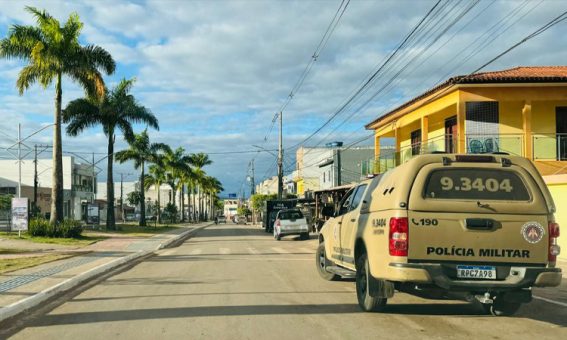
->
316, 154, 561, 316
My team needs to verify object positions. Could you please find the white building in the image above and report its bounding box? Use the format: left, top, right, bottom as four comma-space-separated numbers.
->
223, 199, 238, 219
0, 156, 95, 220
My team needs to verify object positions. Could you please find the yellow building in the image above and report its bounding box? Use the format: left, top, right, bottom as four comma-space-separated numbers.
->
366, 66, 567, 260
366, 66, 567, 176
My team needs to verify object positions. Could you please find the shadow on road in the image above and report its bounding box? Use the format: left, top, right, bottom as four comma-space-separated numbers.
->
30, 304, 362, 326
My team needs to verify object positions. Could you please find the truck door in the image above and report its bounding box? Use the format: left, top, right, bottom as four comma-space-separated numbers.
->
330, 189, 354, 263
339, 184, 368, 268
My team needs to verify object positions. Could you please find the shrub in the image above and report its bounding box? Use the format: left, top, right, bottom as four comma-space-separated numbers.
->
29, 218, 49, 237
27, 218, 83, 238
162, 203, 178, 223
59, 219, 83, 238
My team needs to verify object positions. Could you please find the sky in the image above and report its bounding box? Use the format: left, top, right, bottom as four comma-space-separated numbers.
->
0, 0, 566, 197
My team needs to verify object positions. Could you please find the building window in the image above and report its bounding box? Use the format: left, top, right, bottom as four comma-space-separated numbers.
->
0, 187, 16, 195
323, 172, 326, 183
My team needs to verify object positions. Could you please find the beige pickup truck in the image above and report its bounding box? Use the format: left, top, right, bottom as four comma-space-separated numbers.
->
316, 154, 561, 316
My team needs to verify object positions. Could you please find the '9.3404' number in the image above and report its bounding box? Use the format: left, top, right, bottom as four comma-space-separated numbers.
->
440, 177, 513, 192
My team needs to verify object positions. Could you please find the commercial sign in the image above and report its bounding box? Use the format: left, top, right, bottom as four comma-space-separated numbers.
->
11, 197, 29, 231
87, 204, 99, 224
228, 193, 237, 198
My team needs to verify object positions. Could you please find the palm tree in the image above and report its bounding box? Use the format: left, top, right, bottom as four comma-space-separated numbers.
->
162, 147, 191, 208
201, 176, 223, 219
0, 7, 115, 224
63, 78, 157, 229
178, 166, 195, 222
189, 153, 212, 221
115, 130, 167, 227
144, 163, 166, 224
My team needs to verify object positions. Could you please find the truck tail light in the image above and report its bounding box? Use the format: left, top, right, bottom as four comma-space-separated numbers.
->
389, 217, 409, 256
549, 222, 561, 262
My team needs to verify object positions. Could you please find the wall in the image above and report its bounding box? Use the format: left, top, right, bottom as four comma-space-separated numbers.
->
545, 176, 567, 261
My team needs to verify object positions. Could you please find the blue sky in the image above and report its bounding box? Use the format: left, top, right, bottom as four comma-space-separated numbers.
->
1, 0, 566, 196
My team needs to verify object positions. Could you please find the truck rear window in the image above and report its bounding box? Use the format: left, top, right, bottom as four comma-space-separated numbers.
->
279, 211, 304, 220
424, 169, 530, 201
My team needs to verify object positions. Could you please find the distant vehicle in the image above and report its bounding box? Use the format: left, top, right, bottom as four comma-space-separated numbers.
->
273, 208, 310, 241
236, 215, 247, 224
263, 199, 296, 233
215, 215, 227, 224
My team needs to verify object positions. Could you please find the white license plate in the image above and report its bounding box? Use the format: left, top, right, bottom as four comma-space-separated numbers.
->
456, 265, 496, 279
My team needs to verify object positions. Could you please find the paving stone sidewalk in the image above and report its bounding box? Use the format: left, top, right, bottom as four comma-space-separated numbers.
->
0, 223, 209, 308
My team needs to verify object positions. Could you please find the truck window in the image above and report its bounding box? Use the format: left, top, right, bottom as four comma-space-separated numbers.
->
350, 184, 367, 211
423, 168, 530, 201
337, 189, 354, 216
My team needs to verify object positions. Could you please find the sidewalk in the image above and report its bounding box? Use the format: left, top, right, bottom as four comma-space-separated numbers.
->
0, 222, 212, 321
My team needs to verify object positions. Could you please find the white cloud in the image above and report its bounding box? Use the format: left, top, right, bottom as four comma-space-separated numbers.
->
1, 0, 567, 194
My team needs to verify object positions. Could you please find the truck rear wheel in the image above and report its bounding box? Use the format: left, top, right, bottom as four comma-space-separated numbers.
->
316, 242, 339, 281
356, 253, 387, 312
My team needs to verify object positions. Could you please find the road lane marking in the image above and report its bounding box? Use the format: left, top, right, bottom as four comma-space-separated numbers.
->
219, 248, 231, 255
533, 295, 567, 307
190, 248, 202, 255
247, 247, 259, 255
271, 247, 286, 254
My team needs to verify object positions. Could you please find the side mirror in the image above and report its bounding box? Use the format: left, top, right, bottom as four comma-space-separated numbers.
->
321, 206, 334, 218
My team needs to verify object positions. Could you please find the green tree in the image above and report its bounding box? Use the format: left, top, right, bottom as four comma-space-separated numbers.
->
63, 79, 158, 229
115, 130, 167, 227
144, 163, 166, 224
127, 191, 143, 207
162, 147, 191, 208
189, 153, 212, 220
0, 7, 115, 224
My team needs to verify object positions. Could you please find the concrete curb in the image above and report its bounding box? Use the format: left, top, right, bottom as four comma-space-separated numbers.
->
0, 222, 213, 323
158, 223, 213, 250
0, 250, 151, 323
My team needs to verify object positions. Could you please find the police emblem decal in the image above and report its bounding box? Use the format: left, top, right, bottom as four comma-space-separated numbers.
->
521, 222, 545, 244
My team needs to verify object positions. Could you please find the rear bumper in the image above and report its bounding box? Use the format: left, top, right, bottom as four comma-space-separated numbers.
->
388, 263, 562, 290
279, 228, 309, 235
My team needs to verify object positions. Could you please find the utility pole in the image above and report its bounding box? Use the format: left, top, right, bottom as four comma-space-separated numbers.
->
250, 159, 255, 196
337, 148, 342, 186
17, 124, 21, 199
277, 111, 283, 199
33, 144, 38, 212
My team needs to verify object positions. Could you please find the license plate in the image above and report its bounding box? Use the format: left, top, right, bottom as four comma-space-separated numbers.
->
456, 265, 496, 279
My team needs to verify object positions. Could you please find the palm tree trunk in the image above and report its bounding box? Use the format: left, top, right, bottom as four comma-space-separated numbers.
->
156, 183, 161, 224
186, 184, 191, 223
106, 132, 116, 230
193, 187, 196, 222
139, 160, 146, 227
181, 184, 185, 222
50, 72, 64, 224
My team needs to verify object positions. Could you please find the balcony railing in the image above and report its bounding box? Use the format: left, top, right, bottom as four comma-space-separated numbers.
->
465, 134, 524, 156
533, 133, 567, 161
361, 133, 525, 177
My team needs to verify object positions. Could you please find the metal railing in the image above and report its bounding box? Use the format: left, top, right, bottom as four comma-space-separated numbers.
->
361, 133, 525, 177
465, 134, 524, 156
533, 133, 567, 161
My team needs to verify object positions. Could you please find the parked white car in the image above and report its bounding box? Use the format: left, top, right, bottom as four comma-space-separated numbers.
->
273, 208, 310, 241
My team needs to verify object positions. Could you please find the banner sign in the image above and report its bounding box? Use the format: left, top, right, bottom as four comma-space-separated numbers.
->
11, 197, 29, 231
87, 204, 99, 224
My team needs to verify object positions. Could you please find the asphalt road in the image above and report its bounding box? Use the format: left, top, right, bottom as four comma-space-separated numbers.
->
5, 224, 567, 339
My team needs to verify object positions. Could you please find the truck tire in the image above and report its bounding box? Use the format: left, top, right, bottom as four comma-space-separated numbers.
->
356, 253, 387, 312
316, 242, 339, 281
300, 232, 309, 240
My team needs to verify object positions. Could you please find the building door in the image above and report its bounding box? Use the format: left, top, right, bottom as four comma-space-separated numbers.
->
411, 129, 421, 155
445, 116, 457, 153
557, 107, 567, 161
466, 101, 499, 153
